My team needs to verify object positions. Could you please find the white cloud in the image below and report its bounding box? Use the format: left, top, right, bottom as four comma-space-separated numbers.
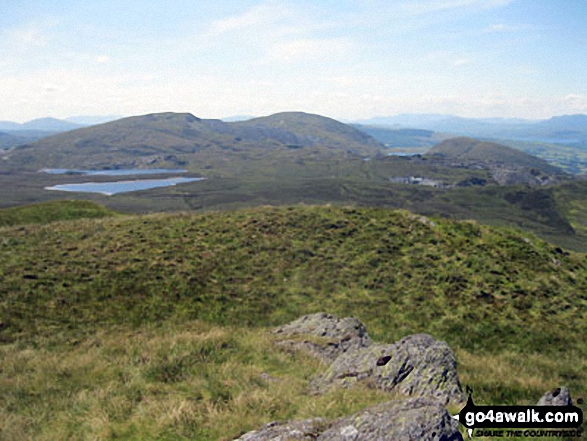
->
483, 23, 531, 33
268, 38, 351, 63
453, 57, 471, 66
4, 24, 49, 48
94, 55, 110, 64
207, 2, 293, 37
395, 0, 513, 16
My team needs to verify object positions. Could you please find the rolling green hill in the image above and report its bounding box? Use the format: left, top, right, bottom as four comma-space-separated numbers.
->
0, 205, 585, 439
0, 200, 118, 227
3, 112, 384, 170
3, 204, 584, 353
426, 137, 562, 173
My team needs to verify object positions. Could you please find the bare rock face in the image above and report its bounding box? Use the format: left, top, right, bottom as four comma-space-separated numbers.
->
272, 312, 372, 364
235, 398, 463, 441
311, 334, 465, 405
320, 398, 463, 441
236, 418, 327, 441
537, 387, 573, 406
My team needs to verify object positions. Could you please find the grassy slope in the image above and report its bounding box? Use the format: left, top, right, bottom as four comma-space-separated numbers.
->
1, 205, 586, 439
427, 137, 562, 173
0, 200, 119, 227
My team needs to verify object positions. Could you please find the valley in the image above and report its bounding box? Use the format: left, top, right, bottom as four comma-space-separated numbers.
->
1, 111, 586, 251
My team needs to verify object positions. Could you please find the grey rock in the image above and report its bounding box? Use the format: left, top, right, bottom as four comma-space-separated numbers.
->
235, 398, 463, 441
235, 418, 328, 440
320, 398, 463, 441
311, 334, 465, 405
537, 387, 573, 406
272, 313, 372, 364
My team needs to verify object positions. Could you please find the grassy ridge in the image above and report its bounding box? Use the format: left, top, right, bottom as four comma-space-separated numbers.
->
0, 200, 119, 227
1, 205, 585, 352
427, 137, 561, 173
1, 205, 586, 440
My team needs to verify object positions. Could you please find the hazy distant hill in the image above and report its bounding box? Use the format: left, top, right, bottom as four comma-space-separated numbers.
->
357, 113, 587, 148
427, 137, 562, 173
0, 130, 56, 150
352, 124, 444, 148
237, 112, 382, 148
0, 118, 83, 132
66, 115, 124, 125
6, 111, 384, 169
538, 114, 587, 130
356, 113, 535, 133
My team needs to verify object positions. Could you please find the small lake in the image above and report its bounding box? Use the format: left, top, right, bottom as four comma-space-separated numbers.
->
45, 177, 204, 195
41, 168, 188, 176
386, 152, 418, 156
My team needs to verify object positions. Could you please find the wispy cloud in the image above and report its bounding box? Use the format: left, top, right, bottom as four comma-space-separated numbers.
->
207, 2, 295, 37
395, 0, 514, 16
453, 57, 471, 66
5, 24, 50, 47
93, 55, 110, 64
483, 23, 531, 33
268, 38, 352, 63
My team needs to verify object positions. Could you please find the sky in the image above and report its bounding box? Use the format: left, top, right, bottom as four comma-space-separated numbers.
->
1, 0, 586, 122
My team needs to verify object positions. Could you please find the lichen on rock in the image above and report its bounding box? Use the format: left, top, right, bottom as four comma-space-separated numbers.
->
272, 312, 372, 364
235, 398, 463, 441
310, 333, 465, 405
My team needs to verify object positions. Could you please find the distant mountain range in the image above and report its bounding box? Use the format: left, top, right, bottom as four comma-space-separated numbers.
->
65, 115, 124, 125
355, 114, 587, 147
4, 111, 384, 169
0, 118, 84, 132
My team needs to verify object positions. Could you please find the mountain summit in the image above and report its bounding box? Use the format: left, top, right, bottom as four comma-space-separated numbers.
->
7, 111, 384, 169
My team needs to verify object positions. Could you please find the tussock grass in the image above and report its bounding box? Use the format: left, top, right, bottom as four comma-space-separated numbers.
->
0, 205, 585, 440
0, 200, 118, 228
0, 322, 391, 440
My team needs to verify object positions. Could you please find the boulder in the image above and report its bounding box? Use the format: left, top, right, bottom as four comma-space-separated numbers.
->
236, 418, 327, 441
272, 313, 372, 364
235, 398, 463, 441
320, 398, 463, 441
537, 387, 573, 406
311, 334, 465, 405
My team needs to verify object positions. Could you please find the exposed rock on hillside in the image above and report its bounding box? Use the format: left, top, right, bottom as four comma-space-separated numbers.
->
537, 387, 573, 406
236, 398, 463, 441
320, 398, 462, 441
274, 314, 465, 405
272, 312, 372, 363
311, 333, 465, 405
236, 418, 326, 441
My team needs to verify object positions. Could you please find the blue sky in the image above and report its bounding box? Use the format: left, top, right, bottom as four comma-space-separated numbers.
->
1, 0, 586, 122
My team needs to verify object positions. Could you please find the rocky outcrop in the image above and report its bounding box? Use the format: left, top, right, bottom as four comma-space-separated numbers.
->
236, 418, 327, 441
273, 314, 464, 405
310, 333, 465, 405
537, 387, 573, 406
236, 398, 463, 441
243, 314, 466, 440
272, 313, 372, 364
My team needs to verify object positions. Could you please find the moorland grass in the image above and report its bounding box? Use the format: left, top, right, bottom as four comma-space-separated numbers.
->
0, 200, 119, 227
0, 205, 585, 440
